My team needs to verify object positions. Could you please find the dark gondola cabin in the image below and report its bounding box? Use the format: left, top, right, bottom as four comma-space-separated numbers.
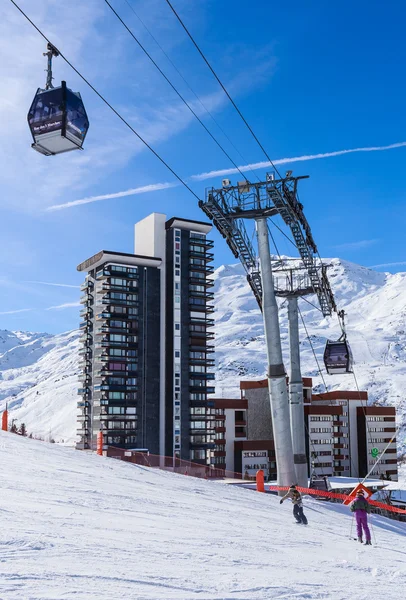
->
27, 81, 89, 156
323, 339, 353, 374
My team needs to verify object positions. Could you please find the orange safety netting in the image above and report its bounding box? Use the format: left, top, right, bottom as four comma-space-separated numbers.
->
269, 485, 406, 515
105, 446, 243, 480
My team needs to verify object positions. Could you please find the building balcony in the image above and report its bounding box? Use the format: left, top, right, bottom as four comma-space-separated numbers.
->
76, 426, 90, 436
77, 387, 91, 395
95, 311, 138, 321
101, 283, 138, 293
214, 439, 226, 445
190, 236, 214, 248
95, 325, 138, 336
189, 357, 215, 368
94, 383, 137, 392
95, 354, 137, 364
96, 268, 139, 280
189, 289, 215, 301
79, 294, 93, 304
214, 450, 226, 458
78, 346, 92, 355
79, 330, 93, 341
189, 372, 215, 380
80, 280, 94, 291
100, 298, 138, 307
77, 400, 91, 408
189, 384, 215, 393
215, 426, 226, 434
77, 414, 91, 423
189, 262, 215, 274
189, 250, 214, 262
190, 343, 215, 354
189, 330, 215, 340
188, 274, 214, 287
79, 306, 93, 318
235, 431, 247, 438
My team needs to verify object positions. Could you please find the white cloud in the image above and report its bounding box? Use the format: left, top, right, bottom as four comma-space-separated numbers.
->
46, 302, 81, 311
333, 239, 379, 250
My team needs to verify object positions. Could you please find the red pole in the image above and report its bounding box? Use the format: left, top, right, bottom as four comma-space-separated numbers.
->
1, 409, 8, 432
96, 431, 103, 456
256, 469, 265, 492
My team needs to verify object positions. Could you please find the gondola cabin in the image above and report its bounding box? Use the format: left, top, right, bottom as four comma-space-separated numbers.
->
27, 81, 89, 156
323, 339, 353, 374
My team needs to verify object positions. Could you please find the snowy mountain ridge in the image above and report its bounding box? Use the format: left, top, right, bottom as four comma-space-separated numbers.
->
0, 257, 405, 451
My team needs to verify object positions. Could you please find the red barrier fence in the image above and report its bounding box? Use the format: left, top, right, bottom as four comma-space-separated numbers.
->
105, 447, 243, 480
269, 485, 406, 515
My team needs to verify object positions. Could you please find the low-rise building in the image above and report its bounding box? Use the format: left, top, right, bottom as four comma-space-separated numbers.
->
212, 378, 398, 481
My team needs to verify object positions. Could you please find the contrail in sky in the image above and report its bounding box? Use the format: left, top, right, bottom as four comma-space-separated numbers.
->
191, 141, 406, 180
47, 141, 406, 210
48, 182, 179, 211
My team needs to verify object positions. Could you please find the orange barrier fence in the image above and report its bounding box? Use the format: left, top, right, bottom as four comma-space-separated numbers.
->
1, 409, 8, 432
105, 446, 243, 480
256, 469, 265, 492
269, 485, 406, 515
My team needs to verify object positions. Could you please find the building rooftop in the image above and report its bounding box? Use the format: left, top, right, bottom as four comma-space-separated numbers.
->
77, 250, 162, 272
165, 216, 212, 234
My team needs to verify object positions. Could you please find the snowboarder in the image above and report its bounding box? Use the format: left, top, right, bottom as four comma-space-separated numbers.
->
350, 490, 372, 545
280, 484, 308, 525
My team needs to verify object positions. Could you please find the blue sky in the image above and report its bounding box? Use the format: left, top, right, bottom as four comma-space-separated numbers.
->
1, 0, 405, 334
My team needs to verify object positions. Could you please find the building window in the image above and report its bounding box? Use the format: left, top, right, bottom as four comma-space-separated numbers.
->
175, 351, 180, 358
175, 269, 180, 276
175, 324, 180, 331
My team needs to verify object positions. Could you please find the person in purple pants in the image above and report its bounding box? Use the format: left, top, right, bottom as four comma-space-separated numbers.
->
350, 490, 372, 545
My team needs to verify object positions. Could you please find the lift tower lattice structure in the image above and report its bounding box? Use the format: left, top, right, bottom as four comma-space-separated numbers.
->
199, 173, 336, 488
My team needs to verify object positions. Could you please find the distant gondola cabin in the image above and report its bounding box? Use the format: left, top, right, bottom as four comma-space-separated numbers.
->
323, 339, 353, 375
27, 81, 89, 156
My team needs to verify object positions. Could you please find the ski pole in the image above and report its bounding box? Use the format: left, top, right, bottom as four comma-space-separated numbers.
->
349, 513, 354, 539
370, 516, 377, 546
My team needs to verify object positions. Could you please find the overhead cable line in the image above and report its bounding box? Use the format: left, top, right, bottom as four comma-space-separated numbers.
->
123, 0, 262, 183
104, 0, 252, 184
9, 0, 200, 202
164, 0, 283, 179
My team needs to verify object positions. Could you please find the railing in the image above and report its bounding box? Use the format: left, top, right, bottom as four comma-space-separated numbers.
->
105, 447, 242, 480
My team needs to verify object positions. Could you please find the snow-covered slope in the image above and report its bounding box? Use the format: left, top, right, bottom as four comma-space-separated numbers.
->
0, 331, 79, 443
0, 258, 405, 450
0, 431, 405, 599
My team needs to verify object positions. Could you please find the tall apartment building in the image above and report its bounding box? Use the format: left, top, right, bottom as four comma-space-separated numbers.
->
77, 251, 161, 453
77, 213, 215, 465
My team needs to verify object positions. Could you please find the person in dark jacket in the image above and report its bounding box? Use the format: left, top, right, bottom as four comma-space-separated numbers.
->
350, 490, 371, 545
280, 484, 308, 524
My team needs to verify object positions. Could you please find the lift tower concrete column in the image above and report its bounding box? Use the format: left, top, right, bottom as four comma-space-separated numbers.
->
256, 217, 296, 490
287, 296, 308, 488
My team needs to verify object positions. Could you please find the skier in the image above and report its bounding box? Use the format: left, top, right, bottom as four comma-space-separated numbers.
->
350, 490, 372, 545
280, 484, 308, 525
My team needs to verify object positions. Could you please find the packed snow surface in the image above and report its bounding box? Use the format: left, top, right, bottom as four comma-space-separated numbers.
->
0, 258, 406, 450
0, 432, 405, 599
